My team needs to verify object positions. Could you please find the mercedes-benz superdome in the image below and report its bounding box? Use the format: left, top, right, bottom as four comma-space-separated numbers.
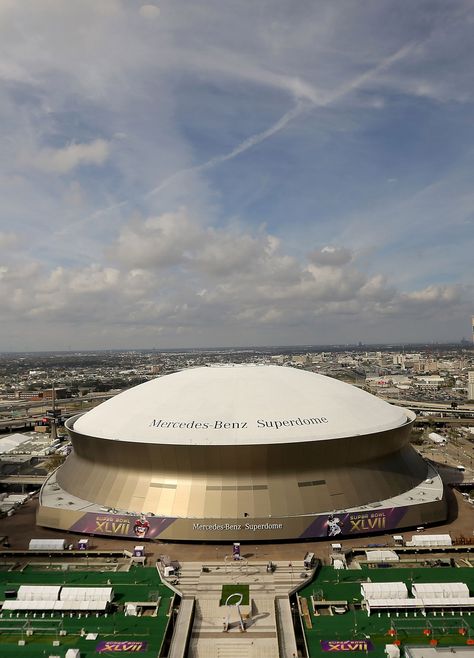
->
37, 364, 447, 541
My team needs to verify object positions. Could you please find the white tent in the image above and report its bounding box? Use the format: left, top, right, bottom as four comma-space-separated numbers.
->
421, 597, 474, 609
2, 600, 55, 611
60, 587, 113, 602
406, 534, 452, 547
54, 600, 108, 611
385, 644, 400, 658
428, 432, 447, 444
17, 585, 61, 601
366, 598, 423, 615
412, 583, 470, 598
0, 433, 30, 454
2, 599, 108, 612
361, 582, 408, 600
65, 650, 81, 658
365, 550, 399, 563
28, 539, 67, 551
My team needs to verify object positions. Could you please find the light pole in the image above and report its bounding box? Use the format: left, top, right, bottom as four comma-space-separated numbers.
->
353, 598, 358, 638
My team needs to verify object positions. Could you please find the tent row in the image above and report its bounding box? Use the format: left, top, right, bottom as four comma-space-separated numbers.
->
2, 600, 109, 612
366, 598, 422, 614
17, 585, 113, 603
421, 597, 474, 608
361, 581, 470, 602
365, 596, 474, 616
362, 581, 474, 615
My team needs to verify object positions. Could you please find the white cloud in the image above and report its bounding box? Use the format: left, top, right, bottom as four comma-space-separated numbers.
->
139, 5, 160, 20
0, 1, 473, 348
0, 232, 18, 249
402, 284, 462, 306
110, 208, 203, 268
309, 246, 353, 267
0, 208, 469, 349
19, 139, 110, 174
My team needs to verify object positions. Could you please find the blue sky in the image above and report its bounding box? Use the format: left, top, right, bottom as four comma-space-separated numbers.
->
0, 0, 473, 350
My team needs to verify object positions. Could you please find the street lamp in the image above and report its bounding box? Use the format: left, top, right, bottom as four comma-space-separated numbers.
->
352, 597, 358, 637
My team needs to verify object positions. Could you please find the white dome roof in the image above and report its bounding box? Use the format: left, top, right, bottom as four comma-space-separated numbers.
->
73, 364, 411, 446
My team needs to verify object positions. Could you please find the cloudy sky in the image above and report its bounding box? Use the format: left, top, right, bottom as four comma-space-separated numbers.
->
1, 0, 473, 351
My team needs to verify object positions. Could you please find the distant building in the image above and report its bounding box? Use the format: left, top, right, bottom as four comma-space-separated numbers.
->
42, 388, 68, 400
0, 389, 67, 401
413, 358, 438, 374
414, 375, 445, 389
392, 353, 406, 369
468, 371, 474, 401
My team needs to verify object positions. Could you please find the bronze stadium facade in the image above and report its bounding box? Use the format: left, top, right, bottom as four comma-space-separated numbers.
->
37, 365, 447, 541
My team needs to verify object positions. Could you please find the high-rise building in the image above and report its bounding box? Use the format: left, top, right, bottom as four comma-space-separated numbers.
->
472, 315, 474, 343
393, 354, 406, 369
468, 371, 474, 401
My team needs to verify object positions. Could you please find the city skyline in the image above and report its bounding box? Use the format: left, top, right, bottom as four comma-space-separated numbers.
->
1, 1, 474, 350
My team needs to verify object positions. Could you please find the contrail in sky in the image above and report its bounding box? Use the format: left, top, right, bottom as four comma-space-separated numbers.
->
146, 42, 414, 199
62, 41, 415, 233
145, 100, 308, 199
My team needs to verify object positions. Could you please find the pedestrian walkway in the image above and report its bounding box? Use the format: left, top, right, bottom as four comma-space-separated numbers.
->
166, 559, 309, 658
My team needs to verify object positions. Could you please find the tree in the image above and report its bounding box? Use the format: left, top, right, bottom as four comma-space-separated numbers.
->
43, 453, 66, 472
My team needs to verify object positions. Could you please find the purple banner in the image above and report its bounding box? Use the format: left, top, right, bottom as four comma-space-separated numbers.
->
96, 640, 148, 652
321, 640, 374, 652
300, 507, 408, 539
68, 506, 407, 540
70, 512, 175, 539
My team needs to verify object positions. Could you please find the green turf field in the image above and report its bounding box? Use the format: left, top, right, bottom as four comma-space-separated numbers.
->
220, 583, 250, 606
298, 566, 474, 658
0, 565, 173, 658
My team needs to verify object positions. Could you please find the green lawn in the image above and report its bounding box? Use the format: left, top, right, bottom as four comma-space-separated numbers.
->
0, 566, 173, 658
298, 566, 474, 658
220, 584, 250, 606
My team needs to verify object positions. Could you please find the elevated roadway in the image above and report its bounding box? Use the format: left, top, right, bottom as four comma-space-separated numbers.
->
0, 392, 117, 433
382, 398, 474, 423
0, 475, 47, 485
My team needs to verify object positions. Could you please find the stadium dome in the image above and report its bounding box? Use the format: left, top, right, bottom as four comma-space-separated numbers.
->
38, 365, 447, 541
72, 364, 408, 445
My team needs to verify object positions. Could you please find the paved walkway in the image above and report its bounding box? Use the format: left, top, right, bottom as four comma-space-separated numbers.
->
169, 597, 195, 658
167, 560, 308, 658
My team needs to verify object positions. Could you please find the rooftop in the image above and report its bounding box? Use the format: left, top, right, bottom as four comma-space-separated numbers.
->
72, 365, 411, 446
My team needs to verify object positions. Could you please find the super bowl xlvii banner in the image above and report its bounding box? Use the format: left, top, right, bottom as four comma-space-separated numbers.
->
300, 507, 408, 539
321, 640, 374, 652
96, 640, 147, 652
70, 512, 175, 539
68, 505, 408, 540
